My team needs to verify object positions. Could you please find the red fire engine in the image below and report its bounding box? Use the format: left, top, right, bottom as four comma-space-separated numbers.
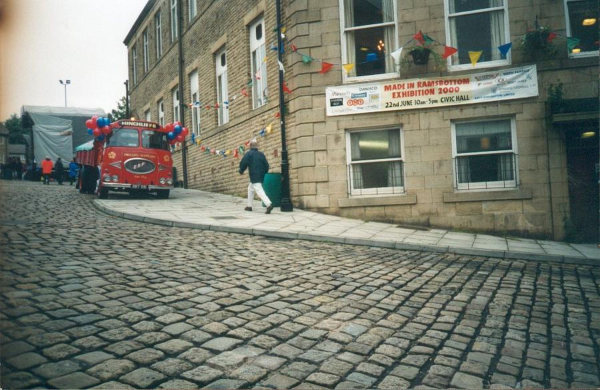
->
76, 120, 174, 199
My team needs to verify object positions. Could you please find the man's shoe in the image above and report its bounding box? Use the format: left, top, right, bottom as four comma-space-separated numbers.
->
244, 207, 253, 211
266, 205, 273, 214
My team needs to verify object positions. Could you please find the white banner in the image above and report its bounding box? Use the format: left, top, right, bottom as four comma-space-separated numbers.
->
326, 65, 539, 116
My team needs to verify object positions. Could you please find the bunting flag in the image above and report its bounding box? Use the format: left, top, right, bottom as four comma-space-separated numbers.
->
291, 44, 298, 52
283, 82, 292, 94
233, 149, 239, 158
191, 133, 196, 144
343, 63, 355, 73
413, 31, 425, 44
567, 37, 580, 51
302, 54, 312, 64
278, 60, 285, 74
498, 43, 512, 59
468, 51, 483, 67
241, 88, 249, 97
266, 123, 273, 134
255, 71, 261, 80
259, 129, 266, 137
423, 34, 435, 46
442, 45, 458, 59
239, 146, 245, 154
188, 101, 201, 108
547, 32, 557, 43
390, 48, 403, 65
319, 62, 334, 74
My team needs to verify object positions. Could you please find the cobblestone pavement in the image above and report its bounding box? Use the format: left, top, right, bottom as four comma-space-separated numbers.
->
1, 181, 600, 389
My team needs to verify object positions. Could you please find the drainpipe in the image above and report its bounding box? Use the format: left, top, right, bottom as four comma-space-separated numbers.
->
276, 0, 293, 212
177, 0, 188, 189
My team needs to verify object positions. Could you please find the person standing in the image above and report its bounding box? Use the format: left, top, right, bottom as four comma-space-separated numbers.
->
68, 158, 79, 186
239, 140, 273, 214
41, 156, 53, 185
54, 158, 64, 185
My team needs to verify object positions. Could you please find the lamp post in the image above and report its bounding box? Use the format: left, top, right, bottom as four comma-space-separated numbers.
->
59, 79, 70, 107
276, 0, 293, 212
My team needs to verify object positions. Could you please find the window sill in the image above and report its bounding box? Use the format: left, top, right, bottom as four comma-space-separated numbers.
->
338, 193, 417, 208
343, 72, 399, 84
443, 188, 532, 203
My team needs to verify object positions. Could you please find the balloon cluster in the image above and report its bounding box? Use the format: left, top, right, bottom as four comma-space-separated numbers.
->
86, 116, 113, 142
164, 122, 189, 145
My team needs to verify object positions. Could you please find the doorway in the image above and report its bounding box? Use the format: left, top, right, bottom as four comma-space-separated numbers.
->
565, 120, 599, 243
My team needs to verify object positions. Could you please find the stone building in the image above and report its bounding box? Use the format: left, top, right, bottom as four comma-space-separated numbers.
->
125, 0, 598, 242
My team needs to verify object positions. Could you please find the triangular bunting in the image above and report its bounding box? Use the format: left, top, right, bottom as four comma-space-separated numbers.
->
567, 37, 580, 51
278, 60, 285, 74
266, 123, 273, 134
283, 82, 292, 94
423, 33, 435, 45
442, 45, 458, 59
390, 48, 403, 65
413, 31, 425, 44
291, 44, 298, 52
468, 51, 483, 67
319, 62, 334, 74
343, 63, 355, 73
497, 43, 512, 59
302, 54, 312, 64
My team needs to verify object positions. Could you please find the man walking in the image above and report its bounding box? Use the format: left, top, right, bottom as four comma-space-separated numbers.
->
239, 140, 273, 214
41, 156, 53, 185
68, 158, 79, 186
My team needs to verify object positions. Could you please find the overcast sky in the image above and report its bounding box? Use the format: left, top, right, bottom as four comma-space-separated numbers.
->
0, 0, 148, 122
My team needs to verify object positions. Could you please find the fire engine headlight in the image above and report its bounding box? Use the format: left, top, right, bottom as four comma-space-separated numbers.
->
103, 174, 111, 182
159, 177, 166, 185
166, 179, 173, 185
111, 175, 119, 182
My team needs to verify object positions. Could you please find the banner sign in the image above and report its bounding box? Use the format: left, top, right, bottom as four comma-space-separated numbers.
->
326, 65, 538, 116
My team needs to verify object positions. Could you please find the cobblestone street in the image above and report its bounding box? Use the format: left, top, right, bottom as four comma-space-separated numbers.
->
1, 181, 600, 389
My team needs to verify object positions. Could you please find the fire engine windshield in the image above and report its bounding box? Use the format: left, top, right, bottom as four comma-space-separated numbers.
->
142, 130, 169, 151
107, 129, 139, 147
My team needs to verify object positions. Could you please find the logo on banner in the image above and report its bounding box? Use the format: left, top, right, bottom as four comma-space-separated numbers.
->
347, 99, 364, 106
330, 98, 343, 107
351, 92, 367, 99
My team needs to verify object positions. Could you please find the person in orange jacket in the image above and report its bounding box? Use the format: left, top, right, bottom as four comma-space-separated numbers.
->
41, 156, 53, 185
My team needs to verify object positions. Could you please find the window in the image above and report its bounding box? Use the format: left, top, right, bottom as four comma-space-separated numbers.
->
340, 0, 397, 81
189, 70, 200, 135
564, 0, 599, 57
445, 0, 510, 70
143, 29, 149, 72
171, 0, 178, 41
346, 128, 404, 196
132, 46, 138, 85
452, 118, 518, 190
108, 129, 139, 147
158, 100, 165, 126
250, 17, 268, 108
155, 11, 163, 58
145, 110, 151, 121
215, 48, 229, 125
189, 0, 197, 21
172, 87, 180, 123
142, 130, 169, 150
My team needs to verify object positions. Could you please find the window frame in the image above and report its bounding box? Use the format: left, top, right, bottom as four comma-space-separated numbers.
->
155, 11, 163, 59
563, 0, 599, 58
215, 47, 229, 126
132, 46, 138, 85
451, 117, 519, 191
143, 29, 149, 73
339, 0, 399, 84
170, 0, 178, 42
345, 127, 405, 196
158, 99, 165, 126
145, 109, 151, 121
189, 0, 197, 22
172, 87, 180, 123
443, 0, 511, 72
249, 17, 268, 109
189, 70, 200, 135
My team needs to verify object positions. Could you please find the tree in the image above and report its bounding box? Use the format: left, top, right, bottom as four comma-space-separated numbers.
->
108, 96, 128, 121
3, 114, 26, 144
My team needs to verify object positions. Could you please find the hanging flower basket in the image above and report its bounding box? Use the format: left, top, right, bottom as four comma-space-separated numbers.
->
521, 26, 558, 61
410, 47, 431, 65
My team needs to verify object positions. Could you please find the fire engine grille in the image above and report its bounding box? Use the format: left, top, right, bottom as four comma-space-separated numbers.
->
124, 158, 156, 174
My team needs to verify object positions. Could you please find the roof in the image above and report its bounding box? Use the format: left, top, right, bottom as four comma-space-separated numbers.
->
8, 144, 26, 154
124, 0, 156, 45
21, 106, 106, 117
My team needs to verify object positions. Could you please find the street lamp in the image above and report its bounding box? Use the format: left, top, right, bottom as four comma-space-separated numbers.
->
59, 79, 71, 107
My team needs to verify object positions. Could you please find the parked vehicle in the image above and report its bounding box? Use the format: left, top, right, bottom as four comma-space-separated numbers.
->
75, 120, 173, 199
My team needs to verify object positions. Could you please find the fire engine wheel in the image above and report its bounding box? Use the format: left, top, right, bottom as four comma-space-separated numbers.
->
156, 189, 170, 199
98, 187, 109, 199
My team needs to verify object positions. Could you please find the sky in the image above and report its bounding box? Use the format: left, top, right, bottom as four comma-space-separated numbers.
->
0, 0, 148, 122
